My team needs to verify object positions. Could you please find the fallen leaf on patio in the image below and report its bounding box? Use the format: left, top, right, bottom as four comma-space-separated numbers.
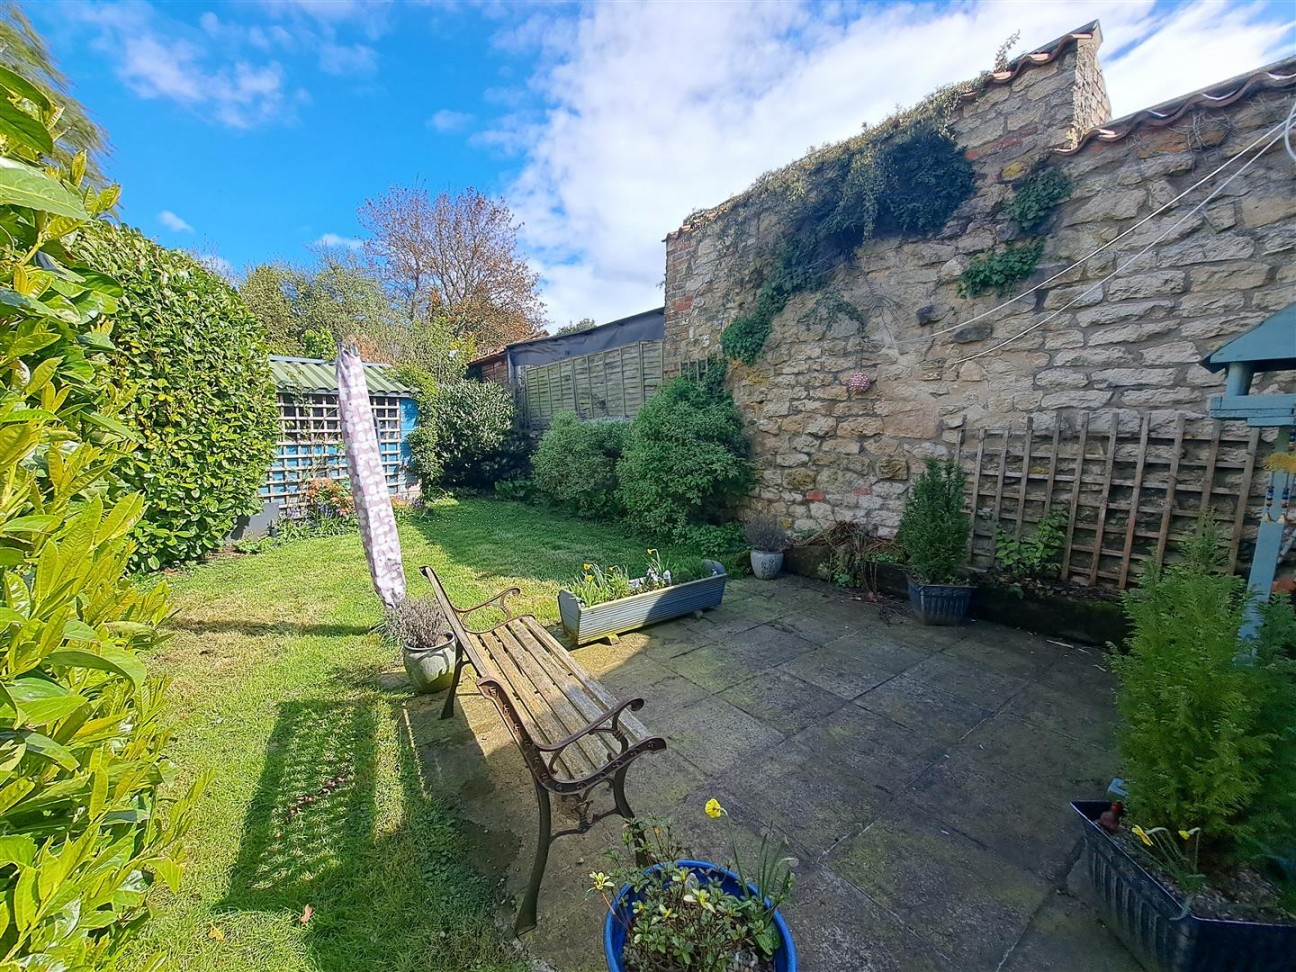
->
208, 925, 225, 941
300, 904, 313, 925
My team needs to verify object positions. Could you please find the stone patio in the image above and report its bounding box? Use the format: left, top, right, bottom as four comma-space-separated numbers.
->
407, 575, 1141, 972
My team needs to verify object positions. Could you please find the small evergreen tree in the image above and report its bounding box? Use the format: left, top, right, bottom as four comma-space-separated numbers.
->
896, 459, 970, 584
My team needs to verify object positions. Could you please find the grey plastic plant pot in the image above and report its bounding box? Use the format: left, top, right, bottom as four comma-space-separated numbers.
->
1072, 801, 1296, 972
559, 561, 727, 645
750, 549, 784, 579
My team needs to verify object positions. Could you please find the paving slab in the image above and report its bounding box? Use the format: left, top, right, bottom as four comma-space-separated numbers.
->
404, 576, 1135, 972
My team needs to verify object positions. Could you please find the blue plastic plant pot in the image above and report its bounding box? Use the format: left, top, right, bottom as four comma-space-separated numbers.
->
1072, 801, 1296, 972
603, 859, 797, 972
906, 575, 973, 625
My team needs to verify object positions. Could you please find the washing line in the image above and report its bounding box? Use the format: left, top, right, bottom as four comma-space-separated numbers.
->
949, 121, 1288, 367
882, 112, 1291, 349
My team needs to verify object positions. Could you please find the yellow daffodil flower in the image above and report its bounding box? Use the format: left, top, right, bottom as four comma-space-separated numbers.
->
584, 574, 594, 582
583, 563, 591, 570
1132, 825, 1153, 847
1179, 829, 1192, 840
704, 798, 726, 819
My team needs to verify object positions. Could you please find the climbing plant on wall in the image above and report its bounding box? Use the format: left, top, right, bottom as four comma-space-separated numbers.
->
718, 85, 979, 365
958, 165, 1072, 297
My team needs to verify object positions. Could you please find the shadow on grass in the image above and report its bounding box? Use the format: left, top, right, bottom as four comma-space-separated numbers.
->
221, 695, 524, 972
169, 618, 373, 638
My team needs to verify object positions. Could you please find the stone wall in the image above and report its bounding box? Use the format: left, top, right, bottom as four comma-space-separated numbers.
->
663, 33, 1295, 537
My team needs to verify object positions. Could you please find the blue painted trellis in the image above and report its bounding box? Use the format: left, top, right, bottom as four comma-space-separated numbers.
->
1201, 302, 1296, 634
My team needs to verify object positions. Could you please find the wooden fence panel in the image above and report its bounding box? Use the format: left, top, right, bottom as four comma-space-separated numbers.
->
518, 341, 664, 429
962, 414, 1272, 588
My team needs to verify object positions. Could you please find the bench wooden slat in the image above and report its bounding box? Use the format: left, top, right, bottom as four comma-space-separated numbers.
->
517, 617, 652, 743
475, 627, 596, 781
489, 624, 609, 779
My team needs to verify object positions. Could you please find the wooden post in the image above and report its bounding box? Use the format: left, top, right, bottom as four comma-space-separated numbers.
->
1015, 416, 1033, 537
1155, 415, 1186, 569
969, 429, 986, 564
1061, 413, 1089, 581
1228, 428, 1262, 574
1118, 415, 1150, 588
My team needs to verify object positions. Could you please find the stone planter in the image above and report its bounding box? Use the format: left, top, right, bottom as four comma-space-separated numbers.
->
402, 634, 456, 693
750, 549, 784, 579
906, 575, 974, 625
603, 860, 797, 972
559, 560, 727, 646
1072, 801, 1296, 972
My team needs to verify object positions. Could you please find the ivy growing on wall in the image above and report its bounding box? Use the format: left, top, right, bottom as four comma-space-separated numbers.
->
717, 85, 980, 365
959, 165, 1072, 298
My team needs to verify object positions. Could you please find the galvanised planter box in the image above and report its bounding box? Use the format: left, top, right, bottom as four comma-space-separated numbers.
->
559, 560, 727, 645
1072, 801, 1296, 972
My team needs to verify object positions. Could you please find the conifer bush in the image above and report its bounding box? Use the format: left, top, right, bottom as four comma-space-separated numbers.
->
1113, 523, 1296, 861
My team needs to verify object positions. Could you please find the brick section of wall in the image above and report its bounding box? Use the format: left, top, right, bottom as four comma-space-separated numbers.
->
662, 42, 1295, 535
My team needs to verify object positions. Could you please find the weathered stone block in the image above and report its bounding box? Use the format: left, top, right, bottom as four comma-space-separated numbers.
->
1041, 390, 1112, 409
1119, 388, 1207, 406
1105, 271, 1186, 300
1205, 201, 1237, 231
804, 414, 836, 437
837, 416, 884, 437
1035, 368, 1090, 390
1074, 298, 1175, 327
876, 458, 909, 480
952, 322, 993, 344
1139, 342, 1201, 365
1091, 368, 1178, 389
823, 437, 861, 455
1157, 235, 1255, 267
776, 452, 809, 467
1240, 189, 1296, 228
1062, 189, 1144, 225
1190, 262, 1271, 291
1041, 285, 1104, 310
1177, 291, 1246, 315
1085, 320, 1178, 346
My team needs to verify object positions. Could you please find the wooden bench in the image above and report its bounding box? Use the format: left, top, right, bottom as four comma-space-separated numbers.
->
420, 567, 666, 933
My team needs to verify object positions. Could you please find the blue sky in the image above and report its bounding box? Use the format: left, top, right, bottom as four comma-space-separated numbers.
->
32, 1, 1296, 330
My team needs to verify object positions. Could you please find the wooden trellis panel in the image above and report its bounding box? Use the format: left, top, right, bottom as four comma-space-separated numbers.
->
519, 341, 663, 429
961, 414, 1267, 588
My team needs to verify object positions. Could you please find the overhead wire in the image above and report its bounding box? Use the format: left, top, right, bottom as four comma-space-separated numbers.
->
887, 112, 1291, 349
948, 115, 1291, 366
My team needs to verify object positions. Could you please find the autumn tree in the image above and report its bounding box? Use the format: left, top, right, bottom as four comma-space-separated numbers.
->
358, 184, 546, 348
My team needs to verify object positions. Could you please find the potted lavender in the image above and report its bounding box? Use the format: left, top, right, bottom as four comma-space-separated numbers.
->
385, 596, 456, 693
745, 518, 787, 580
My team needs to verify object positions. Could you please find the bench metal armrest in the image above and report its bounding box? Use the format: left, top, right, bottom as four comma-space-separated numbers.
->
456, 586, 522, 629
532, 697, 645, 757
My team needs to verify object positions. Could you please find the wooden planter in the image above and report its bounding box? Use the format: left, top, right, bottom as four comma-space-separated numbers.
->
558, 560, 727, 645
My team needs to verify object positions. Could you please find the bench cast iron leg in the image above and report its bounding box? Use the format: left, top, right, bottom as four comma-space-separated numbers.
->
516, 780, 552, 935
439, 651, 467, 720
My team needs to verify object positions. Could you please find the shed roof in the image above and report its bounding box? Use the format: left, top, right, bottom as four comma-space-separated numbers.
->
269, 355, 415, 395
467, 307, 665, 370
1201, 304, 1296, 373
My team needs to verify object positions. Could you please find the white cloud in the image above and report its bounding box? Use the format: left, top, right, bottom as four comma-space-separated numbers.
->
158, 209, 194, 232
499, 0, 1293, 326
315, 233, 364, 250
318, 42, 378, 76
196, 253, 236, 279
427, 108, 473, 133
75, 3, 295, 128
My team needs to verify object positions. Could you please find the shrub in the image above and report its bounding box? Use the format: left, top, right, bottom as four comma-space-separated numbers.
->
896, 459, 970, 584
994, 507, 1069, 584
1113, 523, 1296, 861
532, 412, 627, 518
957, 238, 1045, 298
1005, 166, 1072, 234
82, 224, 277, 569
617, 375, 754, 542
406, 380, 525, 491
0, 67, 201, 967
744, 517, 787, 552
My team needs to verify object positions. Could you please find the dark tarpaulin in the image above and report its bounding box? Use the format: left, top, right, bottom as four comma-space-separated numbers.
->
509, 307, 664, 368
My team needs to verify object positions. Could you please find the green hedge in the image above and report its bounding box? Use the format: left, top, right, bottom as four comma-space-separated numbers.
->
532, 412, 627, 518
84, 225, 277, 569
410, 380, 529, 491
0, 58, 201, 969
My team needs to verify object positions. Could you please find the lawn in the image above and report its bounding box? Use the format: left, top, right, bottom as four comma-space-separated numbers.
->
125, 497, 697, 972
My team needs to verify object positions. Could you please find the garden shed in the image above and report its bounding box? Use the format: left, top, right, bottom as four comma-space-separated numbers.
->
261, 355, 419, 515
469, 307, 665, 428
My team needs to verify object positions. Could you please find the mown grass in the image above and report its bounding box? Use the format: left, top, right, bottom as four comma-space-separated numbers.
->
127, 497, 695, 972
